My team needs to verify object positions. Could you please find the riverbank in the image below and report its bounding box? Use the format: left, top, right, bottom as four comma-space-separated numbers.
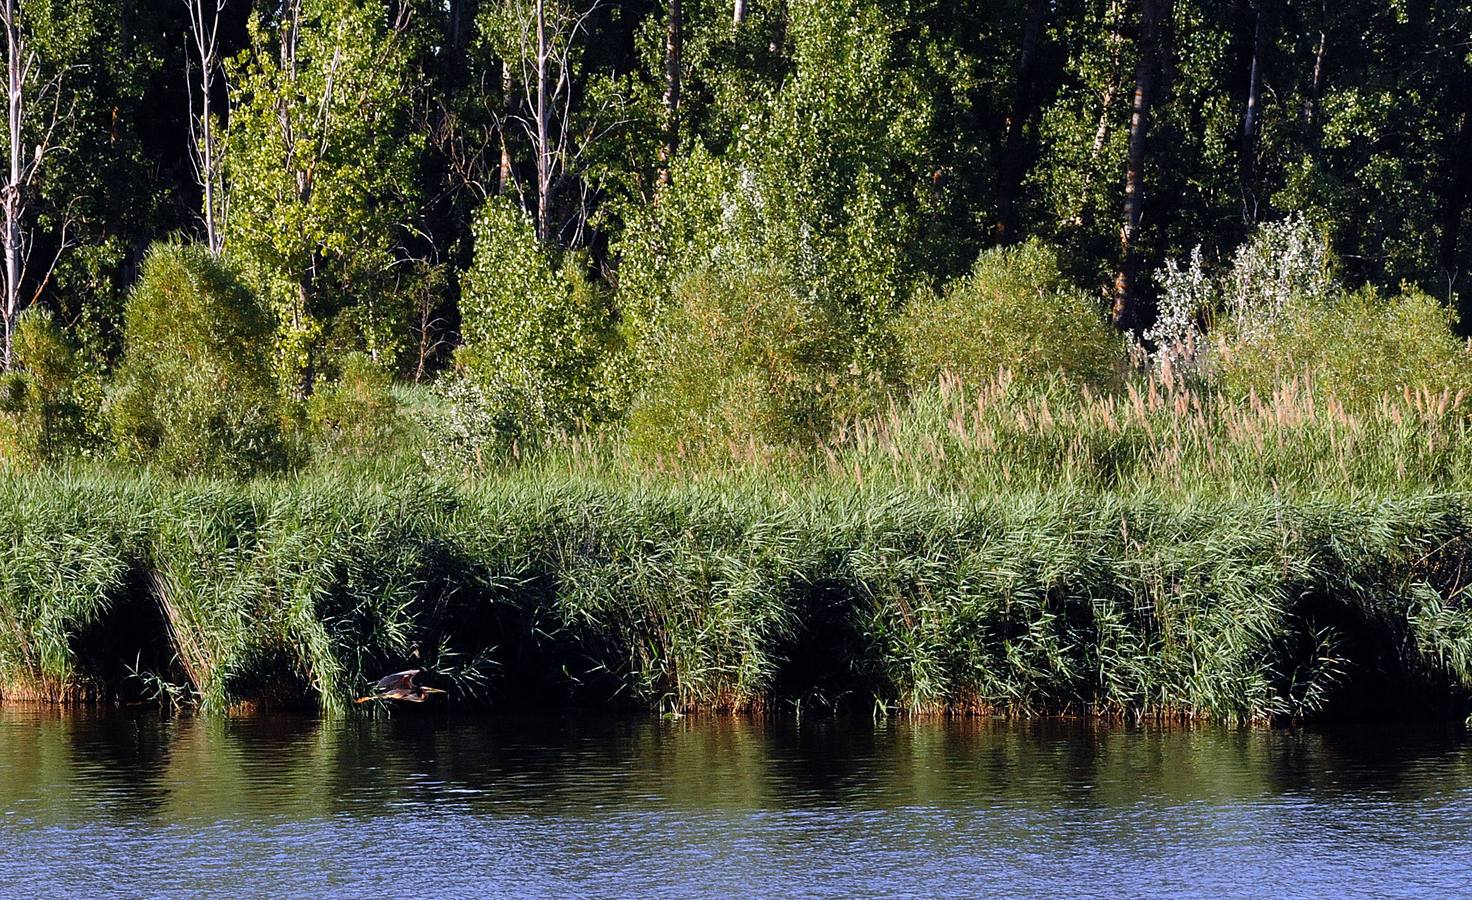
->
2, 463, 1470, 720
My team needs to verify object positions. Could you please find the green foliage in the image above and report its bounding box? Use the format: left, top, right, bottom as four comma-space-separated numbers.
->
3, 467, 1472, 720
1264, 2, 1472, 291
1144, 218, 1472, 406
896, 241, 1126, 390
306, 353, 404, 458
1215, 286, 1472, 407
21, 0, 182, 359
627, 267, 892, 460
456, 198, 621, 442
224, 0, 425, 388
109, 244, 286, 476
614, 0, 947, 402
0, 308, 101, 465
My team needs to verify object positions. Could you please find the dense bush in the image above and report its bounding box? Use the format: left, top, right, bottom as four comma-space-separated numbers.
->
416, 376, 519, 471
1145, 218, 1472, 405
626, 267, 893, 459
614, 0, 943, 405
896, 241, 1126, 390
1215, 286, 1472, 406
0, 309, 102, 465
306, 352, 404, 458
1146, 217, 1336, 381
109, 243, 287, 476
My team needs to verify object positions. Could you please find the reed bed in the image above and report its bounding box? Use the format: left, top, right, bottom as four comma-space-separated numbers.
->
2, 376, 1471, 720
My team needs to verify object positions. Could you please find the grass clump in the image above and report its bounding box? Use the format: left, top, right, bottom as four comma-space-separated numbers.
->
824, 372, 1472, 497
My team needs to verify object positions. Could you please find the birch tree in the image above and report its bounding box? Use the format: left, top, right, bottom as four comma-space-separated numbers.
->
184, 0, 229, 256
0, 0, 66, 370
486, 0, 601, 244
656, 0, 680, 189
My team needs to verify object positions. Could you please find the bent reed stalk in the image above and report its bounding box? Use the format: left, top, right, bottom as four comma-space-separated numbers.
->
3, 375, 1472, 720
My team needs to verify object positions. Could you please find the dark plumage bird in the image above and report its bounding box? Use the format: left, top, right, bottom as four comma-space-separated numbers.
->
355, 669, 446, 704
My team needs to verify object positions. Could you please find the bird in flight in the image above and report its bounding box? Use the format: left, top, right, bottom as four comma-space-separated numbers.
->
355, 669, 447, 704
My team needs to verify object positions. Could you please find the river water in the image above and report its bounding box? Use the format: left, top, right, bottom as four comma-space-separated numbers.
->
1, 708, 1469, 897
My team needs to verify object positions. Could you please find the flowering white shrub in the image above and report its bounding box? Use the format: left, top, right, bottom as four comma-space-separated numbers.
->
1144, 245, 1211, 381
1223, 215, 1333, 342
419, 374, 554, 471
1145, 216, 1335, 381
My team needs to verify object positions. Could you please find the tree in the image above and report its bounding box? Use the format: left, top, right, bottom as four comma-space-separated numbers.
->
0, 0, 67, 370
224, 0, 425, 389
1267, 0, 1472, 297
656, 0, 680, 189
183, 0, 228, 255
482, 0, 602, 245
1238, 1, 1266, 223
994, 0, 1048, 242
15, 1, 202, 363
1112, 0, 1172, 329
1030, 0, 1134, 284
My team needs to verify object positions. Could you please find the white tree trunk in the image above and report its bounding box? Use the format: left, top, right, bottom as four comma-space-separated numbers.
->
185, 0, 228, 256
535, 0, 549, 242
2, 0, 25, 370
657, 0, 680, 189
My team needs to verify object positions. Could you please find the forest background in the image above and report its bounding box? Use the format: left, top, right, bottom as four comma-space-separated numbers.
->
0, 0, 1465, 466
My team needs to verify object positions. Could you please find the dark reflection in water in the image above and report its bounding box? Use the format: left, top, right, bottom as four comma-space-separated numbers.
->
2, 707, 1470, 897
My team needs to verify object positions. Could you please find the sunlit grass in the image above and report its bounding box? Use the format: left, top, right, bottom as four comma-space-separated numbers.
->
2, 374, 1471, 720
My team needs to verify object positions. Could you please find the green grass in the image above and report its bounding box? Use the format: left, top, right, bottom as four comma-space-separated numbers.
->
2, 375, 1472, 720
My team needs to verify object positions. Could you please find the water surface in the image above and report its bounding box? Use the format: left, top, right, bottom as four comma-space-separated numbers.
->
1, 708, 1469, 897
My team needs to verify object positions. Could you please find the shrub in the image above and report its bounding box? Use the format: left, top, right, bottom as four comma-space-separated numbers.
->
1145, 217, 1336, 381
1215, 285, 1472, 407
306, 352, 403, 458
1221, 214, 1334, 341
418, 375, 520, 472
1144, 217, 1472, 405
109, 243, 287, 476
895, 241, 1126, 390
456, 198, 621, 445
626, 267, 892, 459
0, 308, 102, 465
1144, 246, 1212, 381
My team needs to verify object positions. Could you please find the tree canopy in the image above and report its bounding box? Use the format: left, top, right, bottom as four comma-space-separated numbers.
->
0, 0, 1463, 445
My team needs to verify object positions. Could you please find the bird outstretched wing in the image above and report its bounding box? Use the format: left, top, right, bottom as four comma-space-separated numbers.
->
373, 669, 422, 694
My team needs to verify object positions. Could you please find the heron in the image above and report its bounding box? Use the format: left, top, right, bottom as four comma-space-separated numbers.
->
355, 669, 446, 704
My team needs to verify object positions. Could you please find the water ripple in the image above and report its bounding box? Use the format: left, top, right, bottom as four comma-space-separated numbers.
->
2, 709, 1470, 897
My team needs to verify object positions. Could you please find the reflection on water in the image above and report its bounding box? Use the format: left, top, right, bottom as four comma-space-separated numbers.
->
2, 707, 1470, 897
